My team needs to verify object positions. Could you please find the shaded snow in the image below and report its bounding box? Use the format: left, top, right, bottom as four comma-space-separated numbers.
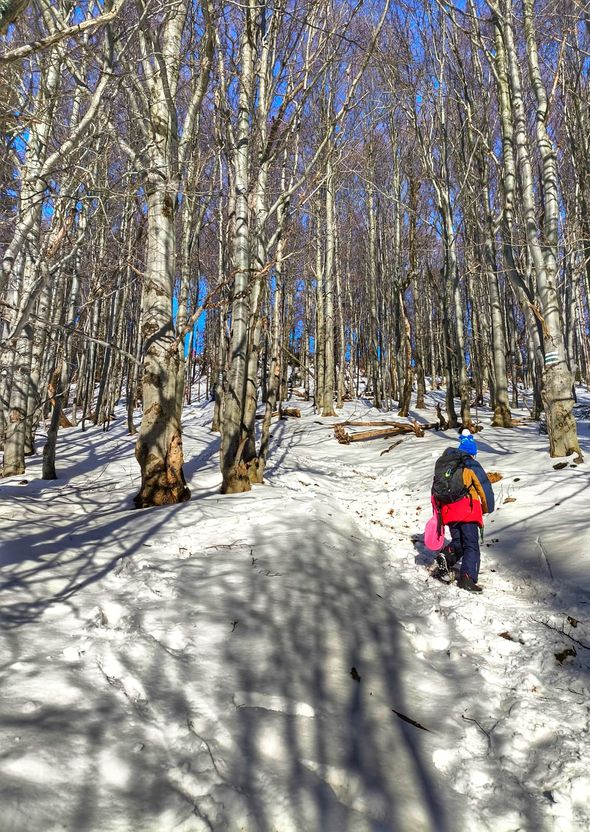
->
1, 393, 590, 831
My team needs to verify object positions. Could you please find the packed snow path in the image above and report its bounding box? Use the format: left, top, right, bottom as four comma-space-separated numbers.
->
1, 397, 589, 831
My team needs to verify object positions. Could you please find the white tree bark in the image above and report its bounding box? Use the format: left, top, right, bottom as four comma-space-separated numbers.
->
522, 0, 580, 456
219, 0, 257, 494
322, 151, 337, 416
492, 0, 581, 456
133, 0, 192, 506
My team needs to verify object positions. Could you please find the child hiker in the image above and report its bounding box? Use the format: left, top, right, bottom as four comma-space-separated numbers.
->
431, 429, 495, 592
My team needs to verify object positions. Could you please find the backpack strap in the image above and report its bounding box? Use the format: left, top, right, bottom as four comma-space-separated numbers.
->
431, 494, 444, 534
435, 499, 444, 534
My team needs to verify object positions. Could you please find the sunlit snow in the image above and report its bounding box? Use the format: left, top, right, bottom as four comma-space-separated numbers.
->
1, 390, 589, 831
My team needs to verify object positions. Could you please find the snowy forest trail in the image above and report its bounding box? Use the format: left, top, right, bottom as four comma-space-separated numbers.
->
269, 400, 590, 832
1, 398, 590, 831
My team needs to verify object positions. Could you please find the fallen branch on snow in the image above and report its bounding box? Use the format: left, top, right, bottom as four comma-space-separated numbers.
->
334, 420, 436, 444
380, 439, 404, 456
532, 618, 590, 651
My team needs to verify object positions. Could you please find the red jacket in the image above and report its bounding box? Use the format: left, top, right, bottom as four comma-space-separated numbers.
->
440, 463, 491, 528
441, 495, 484, 526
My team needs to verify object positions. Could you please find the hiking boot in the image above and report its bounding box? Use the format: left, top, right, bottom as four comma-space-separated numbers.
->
432, 554, 452, 583
457, 574, 483, 593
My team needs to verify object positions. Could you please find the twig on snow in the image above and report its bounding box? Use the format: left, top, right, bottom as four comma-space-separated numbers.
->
461, 714, 496, 751
532, 618, 590, 651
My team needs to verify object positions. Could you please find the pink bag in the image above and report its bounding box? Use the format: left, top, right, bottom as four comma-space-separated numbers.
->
424, 499, 445, 551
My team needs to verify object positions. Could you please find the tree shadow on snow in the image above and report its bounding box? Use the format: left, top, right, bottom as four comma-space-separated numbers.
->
208, 520, 457, 832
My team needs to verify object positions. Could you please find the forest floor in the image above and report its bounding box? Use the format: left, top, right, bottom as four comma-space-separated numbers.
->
1, 390, 590, 831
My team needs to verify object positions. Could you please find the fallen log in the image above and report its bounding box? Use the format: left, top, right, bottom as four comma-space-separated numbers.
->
336, 419, 418, 428
334, 421, 429, 444
462, 421, 483, 433
335, 418, 438, 445
336, 419, 437, 431
256, 406, 301, 420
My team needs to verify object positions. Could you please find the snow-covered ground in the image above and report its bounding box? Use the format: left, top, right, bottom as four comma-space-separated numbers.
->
1, 391, 590, 832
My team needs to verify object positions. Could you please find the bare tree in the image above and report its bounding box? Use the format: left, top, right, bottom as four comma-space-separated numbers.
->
487, 0, 581, 456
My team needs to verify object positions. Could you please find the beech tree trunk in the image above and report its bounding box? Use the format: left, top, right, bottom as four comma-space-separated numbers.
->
521, 0, 581, 456
134, 177, 190, 507
367, 171, 382, 408
321, 153, 337, 416
492, 0, 581, 457
220, 3, 257, 494
134, 3, 191, 507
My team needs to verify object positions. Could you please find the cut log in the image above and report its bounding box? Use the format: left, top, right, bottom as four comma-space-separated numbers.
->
336, 419, 416, 428
334, 424, 352, 444
336, 419, 402, 427
462, 421, 483, 434
335, 425, 415, 444
255, 407, 301, 420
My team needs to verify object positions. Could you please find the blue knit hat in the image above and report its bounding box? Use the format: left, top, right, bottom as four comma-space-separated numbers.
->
458, 429, 477, 456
